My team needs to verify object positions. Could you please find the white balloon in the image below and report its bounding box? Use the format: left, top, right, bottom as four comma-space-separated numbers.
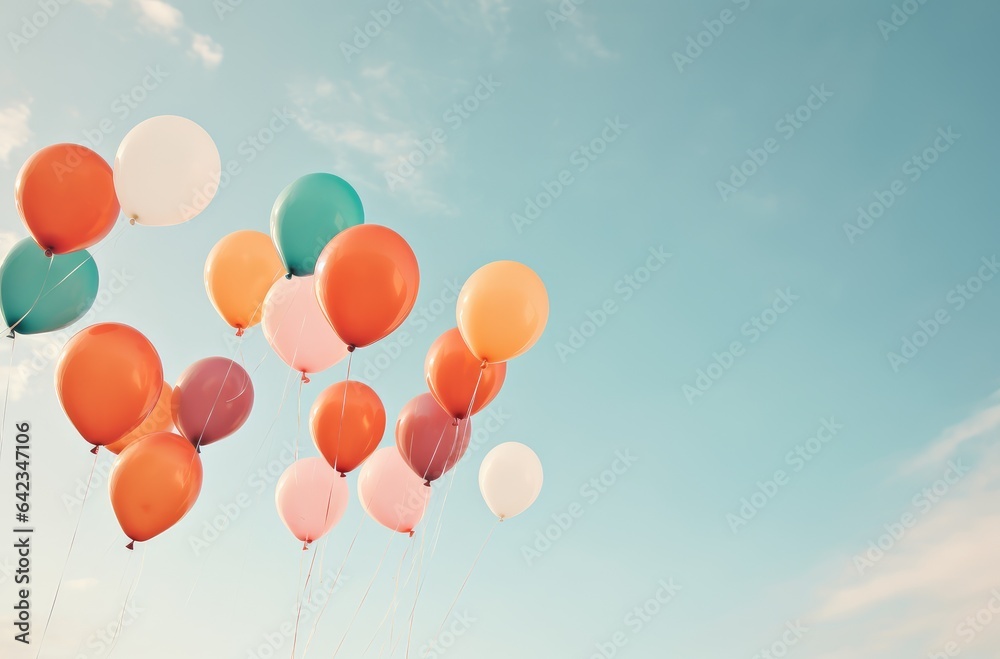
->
479, 442, 543, 520
114, 115, 221, 227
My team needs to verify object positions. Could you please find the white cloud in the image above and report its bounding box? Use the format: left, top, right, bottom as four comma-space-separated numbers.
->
0, 101, 32, 166
903, 390, 1000, 473
133, 0, 183, 34
553, 6, 618, 62
189, 33, 224, 69
124, 0, 223, 68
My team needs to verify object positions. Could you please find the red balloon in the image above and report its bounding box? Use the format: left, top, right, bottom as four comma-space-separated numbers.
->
172, 357, 254, 447
314, 224, 419, 349
16, 144, 120, 254
311, 380, 386, 475
425, 328, 506, 420
396, 393, 471, 484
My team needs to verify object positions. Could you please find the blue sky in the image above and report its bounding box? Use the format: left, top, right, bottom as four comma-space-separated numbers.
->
2, 0, 1000, 657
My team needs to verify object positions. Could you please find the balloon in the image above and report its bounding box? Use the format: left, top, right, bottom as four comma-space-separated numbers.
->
275, 457, 349, 546
109, 432, 203, 545
262, 275, 349, 378
358, 446, 431, 535
15, 144, 119, 254
0, 238, 99, 335
106, 381, 174, 455
204, 230, 285, 334
311, 381, 386, 475
479, 442, 543, 520
172, 357, 254, 447
113, 115, 221, 226
270, 173, 364, 277
395, 393, 472, 484
456, 261, 549, 363
425, 328, 506, 420
314, 225, 419, 349
55, 323, 162, 448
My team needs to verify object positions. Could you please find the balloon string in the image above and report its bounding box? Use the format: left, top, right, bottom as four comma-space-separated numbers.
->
107, 544, 146, 658
240, 365, 297, 486
0, 334, 17, 468
360, 532, 415, 656
301, 513, 366, 657
318, 350, 354, 524
33, 451, 99, 659
331, 531, 394, 659
4, 255, 53, 335
291, 543, 320, 659
418, 368, 482, 484
400, 520, 430, 658
195, 336, 243, 451
295, 377, 304, 463
428, 519, 499, 651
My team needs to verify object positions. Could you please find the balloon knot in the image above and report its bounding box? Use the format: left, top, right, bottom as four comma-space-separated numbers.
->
129, 217, 136, 226
347, 345, 356, 353
196, 445, 202, 454
301, 372, 310, 384
285, 273, 293, 280
423, 479, 431, 487
235, 327, 245, 337
89, 446, 99, 455
303, 542, 310, 551
126, 541, 135, 550
452, 418, 460, 427
408, 530, 415, 538
340, 472, 347, 478
6, 330, 14, 340
480, 360, 488, 370
44, 248, 53, 257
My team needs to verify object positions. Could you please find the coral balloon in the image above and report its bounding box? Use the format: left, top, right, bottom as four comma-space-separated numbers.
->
311, 381, 386, 475
106, 381, 174, 455
113, 115, 221, 226
395, 393, 472, 484
109, 432, 203, 545
172, 357, 254, 447
262, 275, 349, 378
479, 442, 543, 520
425, 328, 506, 420
270, 173, 365, 277
314, 224, 419, 349
456, 261, 549, 363
275, 457, 349, 546
55, 323, 162, 449
16, 144, 119, 254
0, 238, 99, 335
358, 447, 431, 535
205, 230, 285, 334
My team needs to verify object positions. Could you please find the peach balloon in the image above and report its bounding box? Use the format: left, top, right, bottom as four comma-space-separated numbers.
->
358, 446, 430, 535
275, 457, 349, 546
204, 230, 285, 333
262, 275, 349, 378
106, 381, 174, 455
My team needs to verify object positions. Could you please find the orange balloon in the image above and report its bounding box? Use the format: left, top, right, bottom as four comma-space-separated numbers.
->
311, 381, 386, 475
456, 261, 549, 363
425, 328, 506, 420
106, 381, 174, 455
16, 144, 120, 254
109, 432, 203, 544
204, 230, 285, 333
55, 323, 163, 448
314, 224, 419, 349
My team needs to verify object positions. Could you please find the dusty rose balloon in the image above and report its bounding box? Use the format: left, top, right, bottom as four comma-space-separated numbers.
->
358, 446, 431, 535
275, 457, 349, 546
172, 357, 254, 447
262, 275, 348, 380
396, 393, 471, 485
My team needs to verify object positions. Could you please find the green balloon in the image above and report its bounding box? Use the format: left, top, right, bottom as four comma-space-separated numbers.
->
270, 173, 365, 277
0, 238, 99, 335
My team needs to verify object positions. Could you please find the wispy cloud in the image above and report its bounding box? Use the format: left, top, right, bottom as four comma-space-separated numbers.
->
125, 0, 223, 68
0, 101, 32, 166
189, 32, 224, 68
547, 1, 618, 62
903, 390, 1000, 473
133, 0, 183, 35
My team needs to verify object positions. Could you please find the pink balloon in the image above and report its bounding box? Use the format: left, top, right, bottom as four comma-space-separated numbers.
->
358, 446, 431, 535
262, 275, 349, 380
275, 457, 349, 546
172, 357, 254, 447
396, 393, 472, 484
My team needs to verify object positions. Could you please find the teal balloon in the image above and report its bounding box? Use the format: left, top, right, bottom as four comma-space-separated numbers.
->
270, 173, 365, 277
0, 238, 99, 335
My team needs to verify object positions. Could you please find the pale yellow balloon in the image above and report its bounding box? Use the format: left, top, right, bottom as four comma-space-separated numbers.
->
456, 261, 549, 364
204, 230, 285, 332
